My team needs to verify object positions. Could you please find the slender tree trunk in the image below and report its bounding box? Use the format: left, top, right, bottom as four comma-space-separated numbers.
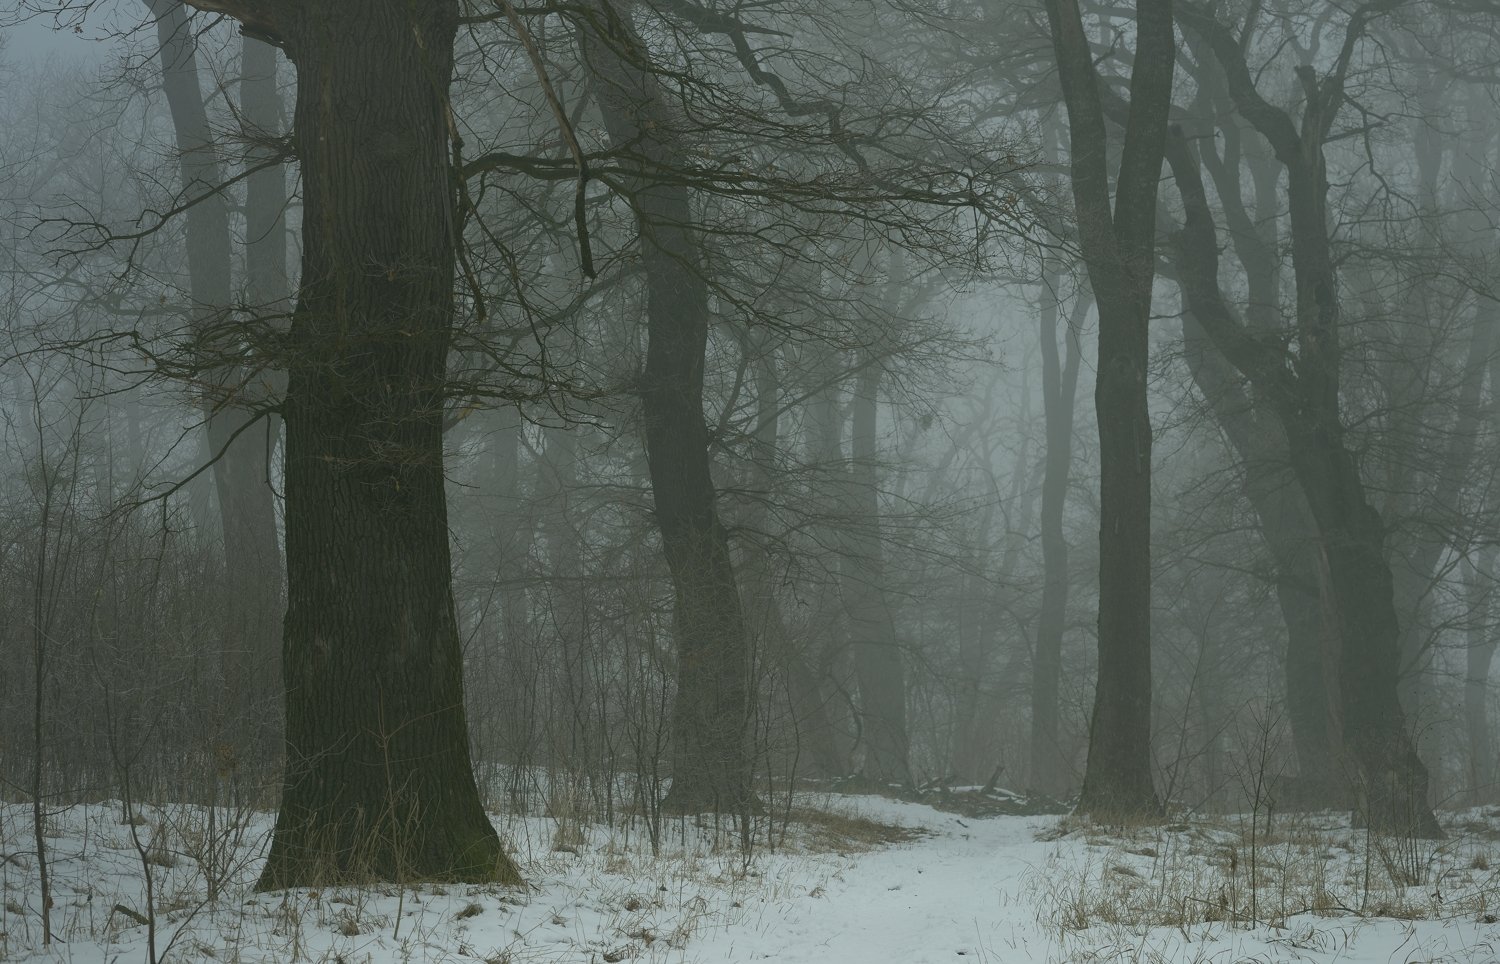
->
582, 3, 753, 813
843, 357, 910, 788
225, 0, 516, 887
150, 0, 283, 763
1032, 285, 1085, 799
740, 335, 844, 777
808, 355, 860, 773
496, 416, 531, 661
951, 537, 990, 784
1043, 0, 1175, 819
237, 31, 288, 746
541, 423, 595, 767
477, 410, 535, 790
1464, 550, 1496, 805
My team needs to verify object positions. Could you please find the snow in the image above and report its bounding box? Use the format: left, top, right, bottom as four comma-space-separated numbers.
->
4, 793, 1499, 962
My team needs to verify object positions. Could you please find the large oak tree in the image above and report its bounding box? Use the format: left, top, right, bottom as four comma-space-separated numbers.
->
182, 0, 519, 886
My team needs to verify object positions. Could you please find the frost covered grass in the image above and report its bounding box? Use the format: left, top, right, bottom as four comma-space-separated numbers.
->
1029, 807, 1500, 963
0, 792, 907, 964
3, 792, 1499, 962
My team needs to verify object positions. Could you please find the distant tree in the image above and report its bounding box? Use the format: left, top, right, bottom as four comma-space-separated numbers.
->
839, 248, 914, 789
1464, 548, 1497, 804
1031, 272, 1086, 801
1157, 51, 1343, 807
1166, 0, 1443, 832
145, 0, 283, 763
577, 0, 757, 813
1166, 0, 1447, 833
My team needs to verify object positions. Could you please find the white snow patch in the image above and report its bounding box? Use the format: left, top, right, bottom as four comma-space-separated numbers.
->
3, 796, 1498, 962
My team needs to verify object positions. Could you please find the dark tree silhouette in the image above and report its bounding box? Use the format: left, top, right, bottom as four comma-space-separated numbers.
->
182, 0, 519, 887
1043, 0, 1176, 819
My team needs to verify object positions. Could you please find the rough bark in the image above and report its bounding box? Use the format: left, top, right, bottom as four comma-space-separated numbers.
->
187, 0, 517, 887
1043, 0, 1176, 819
580, 3, 754, 813
1178, 300, 1345, 808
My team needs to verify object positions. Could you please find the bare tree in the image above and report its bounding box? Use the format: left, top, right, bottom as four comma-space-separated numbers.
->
1162, 0, 1444, 834
178, 0, 519, 886
145, 0, 283, 767
1043, 0, 1176, 818
578, 0, 757, 813
1031, 275, 1086, 800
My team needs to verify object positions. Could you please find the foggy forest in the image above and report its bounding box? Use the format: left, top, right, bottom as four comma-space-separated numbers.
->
3, 0, 1500, 960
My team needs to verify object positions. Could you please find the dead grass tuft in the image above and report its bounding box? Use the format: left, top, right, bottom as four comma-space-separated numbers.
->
784, 806, 927, 853
1032, 809, 1500, 937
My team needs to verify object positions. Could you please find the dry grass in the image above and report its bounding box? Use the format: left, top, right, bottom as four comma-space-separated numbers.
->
1031, 808, 1500, 939
781, 805, 928, 854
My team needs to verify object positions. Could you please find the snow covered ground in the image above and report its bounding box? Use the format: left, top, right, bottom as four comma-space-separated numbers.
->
3, 792, 1499, 962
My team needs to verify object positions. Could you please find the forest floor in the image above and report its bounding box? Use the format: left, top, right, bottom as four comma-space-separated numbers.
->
3, 788, 1500, 962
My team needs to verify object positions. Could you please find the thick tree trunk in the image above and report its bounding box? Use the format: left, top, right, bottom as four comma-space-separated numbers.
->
1278, 569, 1344, 806
247, 0, 514, 888
1043, 0, 1175, 819
582, 4, 753, 813
1305, 471, 1439, 834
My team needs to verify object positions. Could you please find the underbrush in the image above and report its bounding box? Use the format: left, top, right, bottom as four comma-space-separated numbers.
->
1030, 807, 1500, 939
0, 789, 915, 963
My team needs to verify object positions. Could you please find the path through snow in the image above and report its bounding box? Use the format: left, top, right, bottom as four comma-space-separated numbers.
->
4, 795, 1499, 962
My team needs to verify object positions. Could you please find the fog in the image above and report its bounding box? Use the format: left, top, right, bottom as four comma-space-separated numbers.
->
2, 0, 1498, 959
